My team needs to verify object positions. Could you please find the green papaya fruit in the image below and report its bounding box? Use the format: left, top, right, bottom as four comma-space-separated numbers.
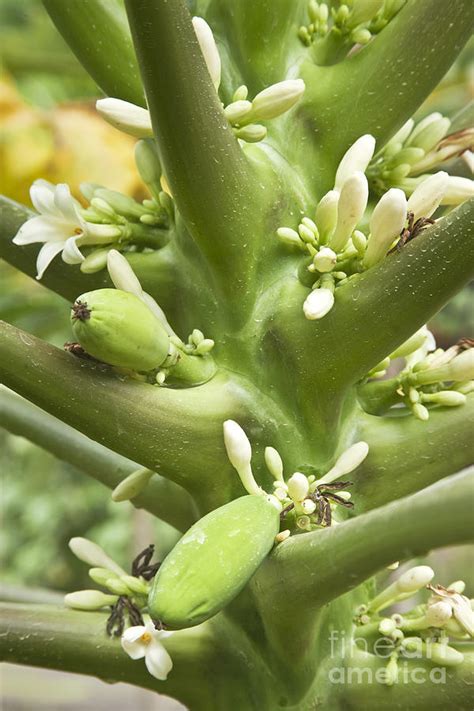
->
148, 494, 280, 629
71, 288, 170, 371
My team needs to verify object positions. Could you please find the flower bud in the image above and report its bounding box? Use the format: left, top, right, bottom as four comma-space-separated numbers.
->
396, 566, 434, 593
265, 446, 284, 481
425, 642, 464, 666
301, 498, 317, 514
406, 113, 442, 146
223, 420, 261, 496
425, 601, 453, 627
287, 472, 310, 502
409, 117, 451, 153
313, 247, 337, 273
389, 326, 432, 359
112, 468, 154, 502
192, 17, 221, 90
250, 79, 305, 121
330, 172, 369, 252
234, 124, 267, 143
413, 348, 474, 385
347, 0, 384, 28
89, 567, 120, 587
80, 248, 110, 274
69, 537, 127, 576
363, 188, 407, 268
64, 589, 119, 610
135, 139, 162, 198
441, 176, 474, 205
105, 577, 132, 595
96, 98, 152, 138
351, 28, 372, 44
277, 227, 303, 248
319, 441, 369, 484
233, 85, 249, 101
378, 618, 397, 636
422, 390, 466, 407
120, 575, 150, 595
224, 100, 253, 124
406, 171, 448, 221
412, 403, 429, 420
303, 288, 335, 320
315, 190, 339, 243
334, 135, 376, 190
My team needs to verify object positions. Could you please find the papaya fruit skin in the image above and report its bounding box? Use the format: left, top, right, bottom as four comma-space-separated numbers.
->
148, 495, 280, 629
71, 288, 169, 371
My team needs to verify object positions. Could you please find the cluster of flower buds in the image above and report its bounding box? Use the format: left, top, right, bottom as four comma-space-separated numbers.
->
64, 537, 172, 681
368, 112, 474, 200
360, 327, 474, 420
298, 0, 406, 53
277, 129, 473, 321
355, 566, 473, 684
96, 17, 304, 146
223, 420, 369, 533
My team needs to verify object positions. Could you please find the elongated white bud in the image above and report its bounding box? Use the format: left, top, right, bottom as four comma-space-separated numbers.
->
303, 288, 334, 320
265, 446, 284, 481
112, 468, 154, 502
318, 441, 369, 485
387, 119, 415, 147
68, 537, 127, 576
409, 117, 450, 153
250, 79, 305, 121
441, 176, 474, 205
64, 589, 119, 610
223, 420, 261, 496
313, 247, 337, 273
397, 566, 435, 593
330, 172, 369, 251
389, 326, 431, 359
277, 227, 303, 248
315, 190, 339, 243
107, 249, 143, 296
192, 17, 221, 90
403, 638, 464, 667
413, 348, 474, 386
224, 100, 253, 124
334, 135, 376, 190
135, 139, 161, 196
363, 189, 407, 268
287, 472, 310, 502
422, 390, 466, 407
96, 98, 152, 138
406, 113, 443, 146
406, 171, 448, 221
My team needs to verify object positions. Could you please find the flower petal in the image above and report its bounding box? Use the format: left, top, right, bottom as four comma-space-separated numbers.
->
62, 236, 85, 264
36, 241, 65, 279
54, 183, 82, 222
13, 216, 68, 246
121, 626, 148, 660
30, 180, 60, 216
145, 641, 173, 681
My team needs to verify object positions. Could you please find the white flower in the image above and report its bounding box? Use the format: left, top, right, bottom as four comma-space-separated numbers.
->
192, 17, 221, 90
12, 180, 118, 279
121, 618, 173, 681
303, 288, 335, 320
96, 98, 153, 138
334, 134, 376, 190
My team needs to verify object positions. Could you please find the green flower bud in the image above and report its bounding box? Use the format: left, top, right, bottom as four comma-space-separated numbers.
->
120, 575, 150, 595
80, 249, 111, 274
71, 289, 170, 371
112, 468, 154, 502
88, 567, 121, 588
234, 124, 267, 143
64, 589, 118, 611
232, 85, 249, 102
250, 79, 305, 121
224, 100, 253, 124
315, 190, 339, 243
421, 391, 466, 407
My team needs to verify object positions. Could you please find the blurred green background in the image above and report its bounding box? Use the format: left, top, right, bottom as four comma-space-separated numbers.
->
0, 0, 473, 619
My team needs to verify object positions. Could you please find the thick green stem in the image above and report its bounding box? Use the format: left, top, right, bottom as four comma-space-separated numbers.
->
0, 320, 294, 512
42, 0, 145, 105
125, 0, 265, 318
0, 603, 239, 710
0, 388, 196, 531
300, 0, 474, 187
355, 398, 474, 511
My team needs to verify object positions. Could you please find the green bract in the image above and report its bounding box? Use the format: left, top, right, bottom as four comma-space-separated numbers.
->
71, 288, 169, 371
148, 495, 280, 629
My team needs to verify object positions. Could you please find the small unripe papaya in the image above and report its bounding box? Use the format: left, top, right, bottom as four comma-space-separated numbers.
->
71, 289, 170, 371
148, 495, 280, 629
